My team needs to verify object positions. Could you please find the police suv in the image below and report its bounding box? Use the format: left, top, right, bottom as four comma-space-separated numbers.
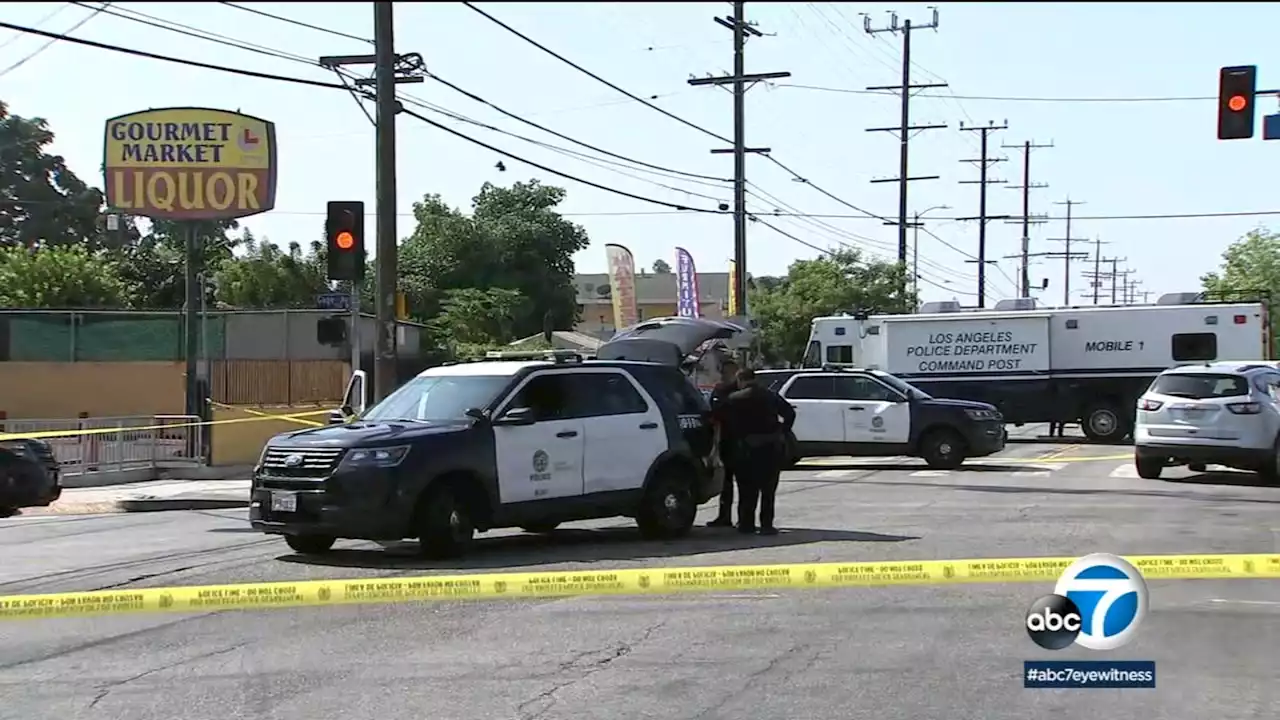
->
250, 319, 742, 558
757, 367, 1007, 469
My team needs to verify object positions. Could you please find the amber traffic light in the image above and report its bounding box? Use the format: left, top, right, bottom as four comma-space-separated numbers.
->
1217, 65, 1257, 140
325, 201, 365, 282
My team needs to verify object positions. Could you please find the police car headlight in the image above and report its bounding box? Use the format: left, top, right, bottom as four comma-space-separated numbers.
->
340, 445, 411, 469
964, 408, 1000, 421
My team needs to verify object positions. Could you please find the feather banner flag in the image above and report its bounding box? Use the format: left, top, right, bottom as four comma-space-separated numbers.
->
727, 259, 739, 317
605, 243, 639, 329
675, 247, 701, 318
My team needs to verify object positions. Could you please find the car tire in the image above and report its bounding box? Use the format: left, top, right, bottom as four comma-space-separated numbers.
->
521, 522, 560, 534
636, 469, 697, 541
416, 483, 476, 559
919, 428, 966, 470
284, 534, 336, 555
1257, 437, 1280, 485
1082, 404, 1127, 444
1135, 453, 1164, 480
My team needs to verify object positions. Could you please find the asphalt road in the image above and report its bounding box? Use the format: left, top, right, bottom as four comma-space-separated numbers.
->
2, 433, 1277, 720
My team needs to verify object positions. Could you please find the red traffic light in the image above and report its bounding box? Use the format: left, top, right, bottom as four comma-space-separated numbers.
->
334, 230, 355, 250
1228, 94, 1248, 112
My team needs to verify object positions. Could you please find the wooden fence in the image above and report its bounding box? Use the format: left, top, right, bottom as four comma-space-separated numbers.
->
210, 360, 348, 405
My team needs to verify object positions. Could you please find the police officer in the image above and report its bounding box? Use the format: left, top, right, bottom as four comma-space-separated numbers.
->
706, 358, 739, 528
712, 367, 796, 535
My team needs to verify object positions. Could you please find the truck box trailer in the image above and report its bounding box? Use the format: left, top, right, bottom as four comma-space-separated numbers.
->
802, 298, 1270, 442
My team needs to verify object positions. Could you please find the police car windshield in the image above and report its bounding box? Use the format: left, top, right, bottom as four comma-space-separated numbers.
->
363, 375, 510, 422
872, 371, 932, 400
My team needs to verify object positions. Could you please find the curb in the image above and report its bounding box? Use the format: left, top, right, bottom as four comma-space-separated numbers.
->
116, 498, 250, 513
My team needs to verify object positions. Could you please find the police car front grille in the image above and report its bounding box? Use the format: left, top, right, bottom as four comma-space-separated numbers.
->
260, 447, 345, 477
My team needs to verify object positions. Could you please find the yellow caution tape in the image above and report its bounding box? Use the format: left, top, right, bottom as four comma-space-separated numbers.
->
208, 400, 327, 428
0, 407, 336, 442
2, 553, 1275, 621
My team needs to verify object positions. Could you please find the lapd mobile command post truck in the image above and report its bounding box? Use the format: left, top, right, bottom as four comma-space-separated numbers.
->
802, 294, 1270, 443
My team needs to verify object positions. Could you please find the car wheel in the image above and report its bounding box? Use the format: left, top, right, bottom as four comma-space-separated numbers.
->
284, 534, 336, 555
416, 483, 476, 559
636, 469, 697, 540
1257, 438, 1280, 485
920, 429, 966, 470
1082, 404, 1127, 443
521, 522, 560, 534
1135, 452, 1164, 480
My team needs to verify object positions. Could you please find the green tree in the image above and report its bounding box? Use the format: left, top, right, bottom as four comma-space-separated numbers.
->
214, 230, 328, 308
0, 245, 134, 308
748, 248, 913, 364
1202, 227, 1280, 353
399, 180, 590, 340
652, 259, 672, 274
429, 287, 526, 346
111, 220, 242, 309
0, 101, 105, 249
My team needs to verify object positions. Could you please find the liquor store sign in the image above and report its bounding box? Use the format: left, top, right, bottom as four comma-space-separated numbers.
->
103, 107, 278, 221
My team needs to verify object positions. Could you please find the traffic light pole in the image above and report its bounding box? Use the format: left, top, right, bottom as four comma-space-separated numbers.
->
350, 279, 361, 375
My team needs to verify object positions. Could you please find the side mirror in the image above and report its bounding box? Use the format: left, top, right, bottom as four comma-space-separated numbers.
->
328, 409, 347, 425
464, 407, 488, 422
493, 407, 536, 426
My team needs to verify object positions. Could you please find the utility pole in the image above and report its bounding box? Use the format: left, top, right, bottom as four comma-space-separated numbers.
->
1087, 236, 1110, 304
957, 121, 1009, 309
688, 2, 790, 318
1124, 278, 1144, 304
1110, 259, 1132, 304
864, 7, 946, 280
1002, 139, 1053, 296
1046, 198, 1089, 306
319, 3, 424, 401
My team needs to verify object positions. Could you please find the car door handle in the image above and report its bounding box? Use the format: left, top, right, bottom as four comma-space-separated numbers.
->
848, 407, 865, 411
556, 430, 578, 438
639, 422, 659, 429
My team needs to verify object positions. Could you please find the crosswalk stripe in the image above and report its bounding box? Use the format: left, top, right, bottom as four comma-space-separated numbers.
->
1109, 463, 1139, 478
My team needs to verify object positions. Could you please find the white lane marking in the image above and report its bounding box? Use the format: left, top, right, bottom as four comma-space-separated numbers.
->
1012, 471, 1052, 477
1208, 599, 1280, 607
909, 470, 949, 478
814, 469, 858, 479
1109, 464, 1139, 478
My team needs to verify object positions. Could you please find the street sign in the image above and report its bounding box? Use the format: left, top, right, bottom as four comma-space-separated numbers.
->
317, 292, 351, 311
1264, 113, 1280, 140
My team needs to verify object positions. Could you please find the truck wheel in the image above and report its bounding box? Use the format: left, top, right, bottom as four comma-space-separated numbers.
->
285, 534, 336, 555
521, 522, 560, 534
1082, 404, 1127, 443
415, 483, 476, 559
920, 429, 966, 470
1135, 453, 1163, 479
636, 470, 696, 540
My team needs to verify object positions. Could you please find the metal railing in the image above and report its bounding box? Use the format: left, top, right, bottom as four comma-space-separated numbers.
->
0, 415, 204, 477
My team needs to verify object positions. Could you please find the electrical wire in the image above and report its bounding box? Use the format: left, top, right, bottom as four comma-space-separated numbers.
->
0, 18, 728, 215
0, 2, 72, 51
0, 2, 111, 79
772, 82, 1218, 104
217, 1, 373, 45
0, 19, 348, 89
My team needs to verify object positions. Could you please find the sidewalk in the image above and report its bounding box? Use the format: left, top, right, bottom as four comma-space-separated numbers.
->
17, 479, 251, 516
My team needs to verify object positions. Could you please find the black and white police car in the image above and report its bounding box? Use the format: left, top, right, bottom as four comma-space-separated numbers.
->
757, 367, 1007, 469
250, 318, 742, 558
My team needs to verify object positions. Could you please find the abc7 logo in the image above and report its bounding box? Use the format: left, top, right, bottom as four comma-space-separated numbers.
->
1025, 553, 1148, 651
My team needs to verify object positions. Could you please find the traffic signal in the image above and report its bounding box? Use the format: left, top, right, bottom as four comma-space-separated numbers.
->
1217, 65, 1257, 140
326, 200, 365, 281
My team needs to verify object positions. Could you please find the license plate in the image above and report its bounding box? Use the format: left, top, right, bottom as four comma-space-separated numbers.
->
271, 492, 297, 513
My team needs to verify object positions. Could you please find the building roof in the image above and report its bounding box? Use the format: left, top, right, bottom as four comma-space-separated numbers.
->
574, 272, 736, 304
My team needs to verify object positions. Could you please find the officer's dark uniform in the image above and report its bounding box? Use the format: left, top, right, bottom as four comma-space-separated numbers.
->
712, 372, 796, 535
706, 376, 739, 527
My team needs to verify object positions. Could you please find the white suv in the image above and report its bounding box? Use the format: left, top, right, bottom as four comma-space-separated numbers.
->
1133, 361, 1280, 481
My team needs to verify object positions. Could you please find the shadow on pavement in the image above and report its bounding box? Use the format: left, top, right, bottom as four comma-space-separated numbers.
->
853, 478, 1280, 505
277, 526, 919, 571
1005, 435, 1133, 447
1162, 470, 1279, 490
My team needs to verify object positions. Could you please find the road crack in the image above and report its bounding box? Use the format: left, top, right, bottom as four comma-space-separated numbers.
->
86, 642, 248, 709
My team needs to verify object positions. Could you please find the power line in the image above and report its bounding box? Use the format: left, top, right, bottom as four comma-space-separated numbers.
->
0, 18, 729, 216
0, 19, 348, 89
0, 2, 111, 79
217, 1, 373, 44
0, 3, 72, 51
771, 82, 1217, 103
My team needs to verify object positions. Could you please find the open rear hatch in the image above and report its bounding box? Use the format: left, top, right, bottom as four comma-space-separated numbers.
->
596, 317, 746, 366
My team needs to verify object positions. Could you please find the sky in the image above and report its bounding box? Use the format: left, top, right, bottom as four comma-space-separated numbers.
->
2, 1, 1278, 308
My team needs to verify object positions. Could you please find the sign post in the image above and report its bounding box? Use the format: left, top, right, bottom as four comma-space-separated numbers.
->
103, 107, 278, 463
